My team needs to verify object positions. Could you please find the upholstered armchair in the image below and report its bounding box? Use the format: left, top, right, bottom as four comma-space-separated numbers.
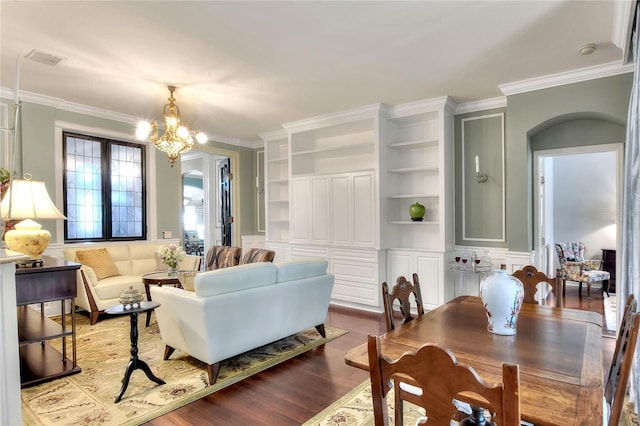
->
240, 248, 276, 264
204, 245, 242, 271
555, 242, 611, 298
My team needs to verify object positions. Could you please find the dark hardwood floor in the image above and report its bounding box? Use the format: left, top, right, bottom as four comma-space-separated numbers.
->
145, 283, 615, 426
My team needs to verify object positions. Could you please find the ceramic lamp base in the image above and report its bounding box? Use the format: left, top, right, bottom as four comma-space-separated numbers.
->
4, 219, 51, 260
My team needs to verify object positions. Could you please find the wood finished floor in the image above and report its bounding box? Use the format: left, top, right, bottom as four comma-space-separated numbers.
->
145, 283, 615, 426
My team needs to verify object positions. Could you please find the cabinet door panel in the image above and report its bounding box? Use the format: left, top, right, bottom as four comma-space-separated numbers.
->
353, 173, 375, 245
416, 254, 441, 307
387, 251, 412, 285
291, 179, 310, 240
331, 176, 351, 243
311, 178, 330, 242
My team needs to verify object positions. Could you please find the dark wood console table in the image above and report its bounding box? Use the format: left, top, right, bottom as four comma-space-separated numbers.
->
602, 249, 616, 294
15, 256, 81, 387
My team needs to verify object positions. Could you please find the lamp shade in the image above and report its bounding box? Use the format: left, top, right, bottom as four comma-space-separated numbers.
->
1, 178, 66, 260
0, 179, 66, 220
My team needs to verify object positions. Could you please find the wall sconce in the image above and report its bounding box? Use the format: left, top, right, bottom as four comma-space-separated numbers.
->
475, 155, 488, 183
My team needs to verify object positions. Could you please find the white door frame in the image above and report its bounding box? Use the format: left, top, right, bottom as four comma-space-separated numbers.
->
533, 143, 623, 276
182, 146, 239, 250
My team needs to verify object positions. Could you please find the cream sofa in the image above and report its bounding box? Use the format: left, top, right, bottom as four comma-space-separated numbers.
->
150, 258, 334, 384
63, 242, 200, 324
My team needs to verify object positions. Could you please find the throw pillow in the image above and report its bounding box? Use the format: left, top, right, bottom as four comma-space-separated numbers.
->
75, 248, 120, 280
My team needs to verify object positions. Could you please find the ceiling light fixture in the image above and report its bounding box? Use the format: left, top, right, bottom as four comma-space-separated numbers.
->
579, 44, 596, 55
136, 86, 207, 166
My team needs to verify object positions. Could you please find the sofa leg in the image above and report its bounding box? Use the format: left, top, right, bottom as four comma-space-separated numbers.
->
89, 311, 100, 325
315, 324, 326, 338
207, 362, 221, 385
164, 345, 175, 360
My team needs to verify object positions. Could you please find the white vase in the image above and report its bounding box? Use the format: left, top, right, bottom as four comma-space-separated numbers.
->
479, 270, 524, 335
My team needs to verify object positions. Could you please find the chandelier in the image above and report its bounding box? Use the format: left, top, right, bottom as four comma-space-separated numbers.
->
136, 86, 207, 166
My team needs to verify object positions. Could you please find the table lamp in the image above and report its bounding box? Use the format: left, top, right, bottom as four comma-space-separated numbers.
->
1, 176, 66, 265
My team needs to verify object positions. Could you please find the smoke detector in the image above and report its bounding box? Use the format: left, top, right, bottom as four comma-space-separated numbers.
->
579, 44, 596, 55
25, 49, 65, 66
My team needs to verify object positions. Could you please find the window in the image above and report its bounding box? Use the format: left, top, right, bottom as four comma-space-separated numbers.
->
63, 132, 146, 241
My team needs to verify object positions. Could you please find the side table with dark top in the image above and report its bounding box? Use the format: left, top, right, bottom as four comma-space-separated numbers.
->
602, 249, 616, 294
15, 256, 81, 387
105, 301, 165, 402
141, 271, 183, 327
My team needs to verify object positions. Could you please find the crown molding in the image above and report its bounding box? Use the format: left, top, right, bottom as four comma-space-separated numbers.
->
612, 0, 636, 64
0, 87, 261, 149
455, 97, 507, 115
208, 133, 262, 149
259, 128, 287, 142
499, 61, 634, 96
386, 96, 455, 119
282, 103, 384, 133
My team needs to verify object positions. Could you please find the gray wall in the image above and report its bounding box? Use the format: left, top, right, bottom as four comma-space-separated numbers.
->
552, 151, 617, 262
504, 73, 631, 252
1, 97, 258, 242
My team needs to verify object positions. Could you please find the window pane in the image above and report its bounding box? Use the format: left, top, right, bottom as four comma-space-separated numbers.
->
64, 133, 145, 242
65, 136, 102, 240
110, 143, 143, 239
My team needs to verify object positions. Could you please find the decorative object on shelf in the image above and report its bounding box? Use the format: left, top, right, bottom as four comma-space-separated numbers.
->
135, 85, 207, 166
409, 202, 425, 221
158, 244, 185, 275
475, 155, 488, 183
479, 269, 524, 335
119, 285, 144, 309
0, 174, 67, 263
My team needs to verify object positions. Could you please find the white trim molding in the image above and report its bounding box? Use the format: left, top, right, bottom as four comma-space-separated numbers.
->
499, 61, 633, 97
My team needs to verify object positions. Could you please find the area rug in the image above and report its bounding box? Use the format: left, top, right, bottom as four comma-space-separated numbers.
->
21, 313, 347, 426
303, 380, 426, 426
306, 380, 640, 426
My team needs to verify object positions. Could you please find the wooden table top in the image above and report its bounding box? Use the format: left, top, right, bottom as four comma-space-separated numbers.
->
344, 295, 603, 426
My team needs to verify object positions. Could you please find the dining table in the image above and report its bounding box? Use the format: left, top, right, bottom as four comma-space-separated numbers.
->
344, 295, 604, 425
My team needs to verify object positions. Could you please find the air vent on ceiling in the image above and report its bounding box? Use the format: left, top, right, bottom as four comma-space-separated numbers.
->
25, 49, 65, 66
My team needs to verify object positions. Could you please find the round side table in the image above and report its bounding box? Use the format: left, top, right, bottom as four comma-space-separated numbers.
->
105, 301, 165, 402
141, 271, 184, 327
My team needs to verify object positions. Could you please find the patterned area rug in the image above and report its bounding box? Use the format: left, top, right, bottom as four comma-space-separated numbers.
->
304, 380, 426, 425
307, 381, 640, 425
21, 313, 346, 425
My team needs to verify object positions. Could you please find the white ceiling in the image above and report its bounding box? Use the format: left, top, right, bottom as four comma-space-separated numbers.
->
0, 1, 633, 144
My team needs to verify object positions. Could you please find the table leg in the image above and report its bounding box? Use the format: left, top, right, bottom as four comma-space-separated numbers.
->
114, 311, 165, 403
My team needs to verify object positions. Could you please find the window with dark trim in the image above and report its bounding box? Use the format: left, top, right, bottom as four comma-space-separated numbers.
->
63, 131, 146, 241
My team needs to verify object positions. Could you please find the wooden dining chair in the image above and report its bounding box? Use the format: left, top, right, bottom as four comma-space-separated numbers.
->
511, 265, 563, 307
382, 273, 424, 332
381, 274, 425, 425
367, 334, 521, 426
604, 294, 639, 426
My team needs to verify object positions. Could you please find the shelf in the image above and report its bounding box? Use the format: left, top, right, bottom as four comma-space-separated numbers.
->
268, 199, 289, 204
389, 220, 439, 225
388, 166, 439, 174
17, 306, 71, 344
388, 194, 439, 199
293, 167, 374, 178
269, 219, 290, 224
19, 343, 81, 388
292, 141, 373, 156
389, 138, 439, 149
267, 156, 288, 163
268, 178, 289, 184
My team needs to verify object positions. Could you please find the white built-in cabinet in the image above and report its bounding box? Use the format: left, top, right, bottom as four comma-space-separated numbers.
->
261, 98, 455, 311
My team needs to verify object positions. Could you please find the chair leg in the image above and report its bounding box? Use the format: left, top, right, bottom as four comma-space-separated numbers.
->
587, 282, 591, 299
578, 282, 583, 297
604, 280, 610, 297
